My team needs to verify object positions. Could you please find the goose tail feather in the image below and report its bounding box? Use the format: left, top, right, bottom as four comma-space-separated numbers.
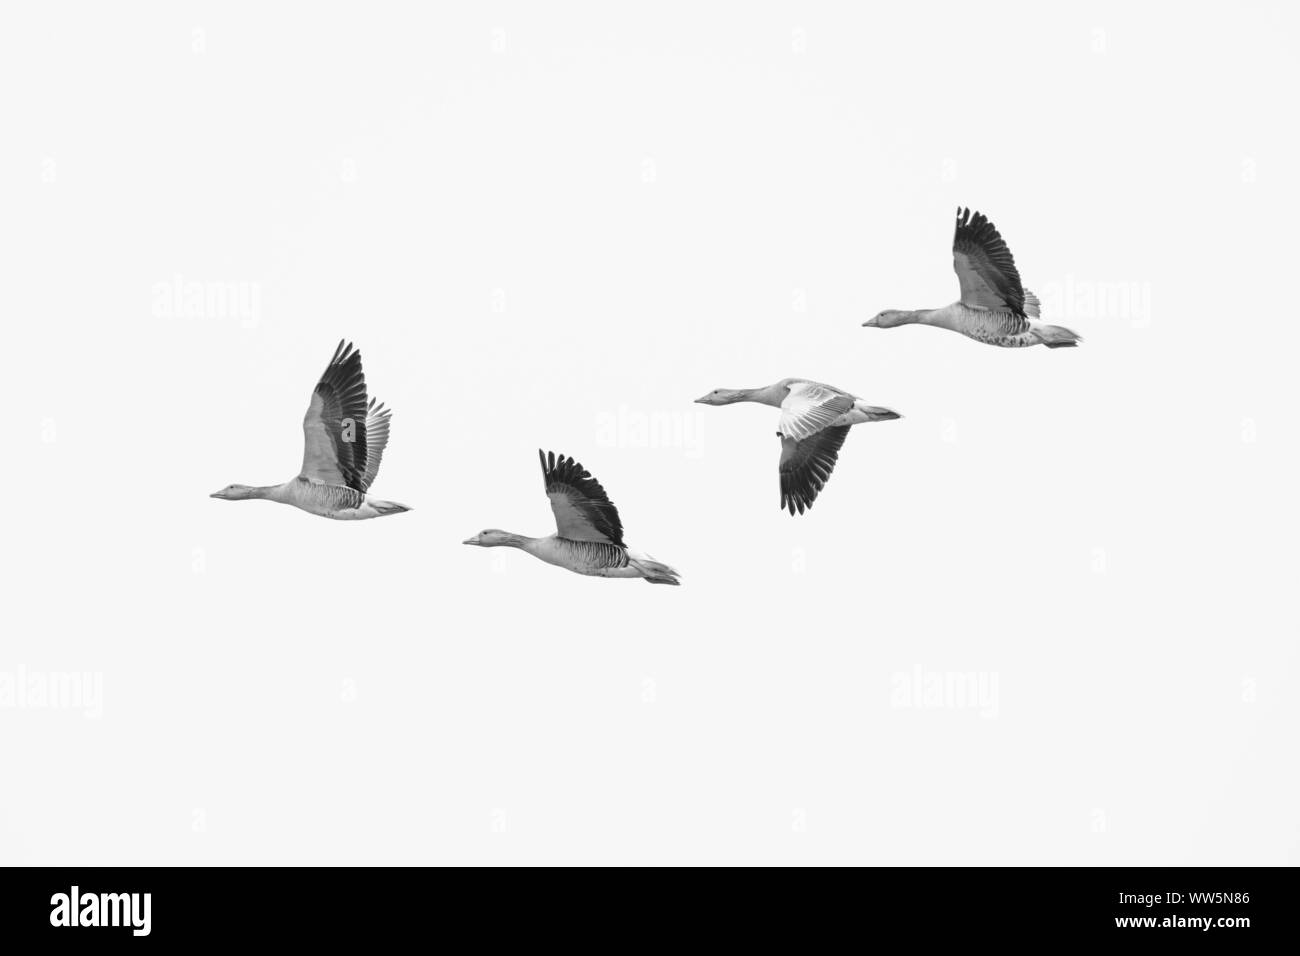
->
1033, 324, 1082, 349
629, 556, 681, 586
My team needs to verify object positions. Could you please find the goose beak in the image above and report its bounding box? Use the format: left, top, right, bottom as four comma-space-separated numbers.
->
693, 392, 714, 405
865, 406, 901, 421
862, 316, 879, 327
209, 489, 228, 499
462, 535, 480, 546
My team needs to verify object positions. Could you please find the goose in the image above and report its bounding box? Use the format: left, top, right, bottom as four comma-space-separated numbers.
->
210, 340, 411, 519
864, 207, 1081, 349
695, 379, 900, 515
463, 450, 681, 585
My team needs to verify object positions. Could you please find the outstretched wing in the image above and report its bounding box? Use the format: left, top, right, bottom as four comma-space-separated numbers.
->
539, 450, 625, 547
778, 381, 854, 443
359, 398, 391, 492
952, 207, 1026, 317
300, 340, 369, 490
778, 426, 850, 516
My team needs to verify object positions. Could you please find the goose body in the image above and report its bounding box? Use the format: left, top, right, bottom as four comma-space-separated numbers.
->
864, 207, 1081, 349
232, 476, 406, 520
695, 378, 901, 515
522, 536, 653, 579
464, 451, 681, 585
210, 341, 411, 519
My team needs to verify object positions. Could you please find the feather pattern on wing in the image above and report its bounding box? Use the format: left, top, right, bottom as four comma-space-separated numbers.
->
359, 397, 391, 492
778, 425, 850, 515
952, 207, 1026, 318
777, 381, 855, 443
300, 340, 370, 490
539, 450, 626, 547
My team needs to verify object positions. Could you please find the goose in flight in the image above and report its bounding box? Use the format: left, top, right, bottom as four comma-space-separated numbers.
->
864, 207, 1081, 349
463, 451, 681, 585
695, 379, 900, 515
210, 340, 411, 519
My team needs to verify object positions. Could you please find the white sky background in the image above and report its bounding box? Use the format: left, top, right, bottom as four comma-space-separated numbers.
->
2, 2, 1297, 865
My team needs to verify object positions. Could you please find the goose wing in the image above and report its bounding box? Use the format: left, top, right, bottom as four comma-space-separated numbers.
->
359, 398, 391, 493
300, 340, 369, 490
779, 426, 850, 515
539, 450, 626, 547
778, 381, 854, 443
952, 207, 1026, 317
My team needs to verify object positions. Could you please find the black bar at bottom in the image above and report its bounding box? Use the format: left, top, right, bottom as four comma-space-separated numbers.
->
0, 866, 1290, 944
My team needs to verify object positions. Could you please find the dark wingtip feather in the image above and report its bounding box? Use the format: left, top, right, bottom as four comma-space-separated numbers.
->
952, 208, 1025, 317
540, 450, 626, 547
325, 340, 362, 374
778, 426, 850, 517
311, 339, 371, 491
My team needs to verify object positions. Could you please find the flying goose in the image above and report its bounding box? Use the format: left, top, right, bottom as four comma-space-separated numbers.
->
210, 340, 411, 519
695, 379, 900, 515
864, 207, 1081, 348
463, 451, 681, 585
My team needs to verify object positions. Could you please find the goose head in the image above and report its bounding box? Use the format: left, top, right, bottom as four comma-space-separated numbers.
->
210, 483, 259, 500
463, 529, 515, 547
863, 309, 913, 328
694, 388, 748, 406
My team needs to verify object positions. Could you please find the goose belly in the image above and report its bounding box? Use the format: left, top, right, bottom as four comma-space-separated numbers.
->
949, 304, 1034, 347
533, 537, 634, 576
281, 478, 368, 518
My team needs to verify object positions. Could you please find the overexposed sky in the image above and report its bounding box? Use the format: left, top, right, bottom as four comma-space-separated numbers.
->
2, 1, 1297, 864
